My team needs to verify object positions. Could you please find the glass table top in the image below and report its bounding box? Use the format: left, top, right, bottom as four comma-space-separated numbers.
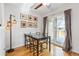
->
26, 34, 48, 40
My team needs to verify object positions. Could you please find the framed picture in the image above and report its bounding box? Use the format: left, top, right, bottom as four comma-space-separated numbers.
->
20, 13, 28, 20
34, 16, 37, 21
26, 22, 37, 28
32, 22, 37, 28
21, 21, 26, 28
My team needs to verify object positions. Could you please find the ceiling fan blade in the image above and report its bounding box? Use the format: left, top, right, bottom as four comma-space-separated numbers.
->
34, 3, 43, 9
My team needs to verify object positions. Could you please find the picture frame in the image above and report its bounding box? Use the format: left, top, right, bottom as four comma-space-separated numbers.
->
20, 13, 28, 20
21, 21, 26, 28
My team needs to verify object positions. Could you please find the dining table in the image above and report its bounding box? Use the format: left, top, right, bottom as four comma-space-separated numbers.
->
24, 34, 51, 56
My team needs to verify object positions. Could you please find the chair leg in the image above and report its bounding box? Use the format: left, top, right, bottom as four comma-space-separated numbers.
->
33, 45, 35, 56
26, 44, 29, 49
46, 42, 48, 49
29, 44, 32, 52
41, 44, 43, 52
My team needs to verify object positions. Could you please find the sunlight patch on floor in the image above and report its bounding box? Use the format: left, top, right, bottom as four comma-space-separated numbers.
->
50, 45, 64, 56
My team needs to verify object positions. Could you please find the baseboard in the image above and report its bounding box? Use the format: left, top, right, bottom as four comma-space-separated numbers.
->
5, 43, 25, 51
72, 49, 79, 54
12, 44, 24, 49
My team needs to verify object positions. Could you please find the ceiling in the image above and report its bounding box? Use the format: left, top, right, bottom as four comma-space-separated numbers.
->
5, 3, 64, 16
33, 3, 64, 16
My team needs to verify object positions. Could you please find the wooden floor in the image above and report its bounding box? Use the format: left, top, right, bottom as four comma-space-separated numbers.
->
6, 44, 79, 56
6, 46, 49, 56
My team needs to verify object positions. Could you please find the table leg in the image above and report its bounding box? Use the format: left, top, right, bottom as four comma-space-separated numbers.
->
37, 40, 39, 56
24, 35, 26, 46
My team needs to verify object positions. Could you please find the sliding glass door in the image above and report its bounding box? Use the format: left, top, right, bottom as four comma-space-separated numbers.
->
48, 13, 65, 46
55, 14, 65, 46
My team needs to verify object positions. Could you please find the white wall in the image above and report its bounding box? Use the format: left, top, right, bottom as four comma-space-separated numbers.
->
0, 4, 2, 25
0, 27, 5, 56
45, 3, 79, 53
0, 3, 5, 56
0, 3, 3, 26
4, 4, 43, 50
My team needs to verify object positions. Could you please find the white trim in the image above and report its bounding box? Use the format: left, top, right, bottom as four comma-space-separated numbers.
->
13, 43, 24, 49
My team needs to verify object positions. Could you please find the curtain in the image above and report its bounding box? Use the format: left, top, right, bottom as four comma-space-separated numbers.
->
43, 16, 47, 36
63, 9, 72, 52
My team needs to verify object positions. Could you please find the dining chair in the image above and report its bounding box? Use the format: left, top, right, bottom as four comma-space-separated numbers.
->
32, 39, 43, 56
33, 38, 49, 56
40, 38, 48, 52
24, 34, 30, 49
28, 36, 34, 52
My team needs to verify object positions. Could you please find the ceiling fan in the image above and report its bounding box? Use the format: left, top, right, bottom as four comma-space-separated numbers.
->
34, 3, 50, 9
